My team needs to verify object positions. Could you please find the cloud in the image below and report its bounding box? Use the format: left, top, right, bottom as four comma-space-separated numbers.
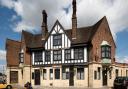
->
1, 0, 128, 38
0, 50, 6, 60
116, 55, 128, 63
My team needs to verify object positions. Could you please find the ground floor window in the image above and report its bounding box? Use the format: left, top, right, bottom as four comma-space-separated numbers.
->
126, 70, 128, 77
98, 67, 101, 80
77, 68, 84, 80
109, 70, 112, 79
62, 67, 69, 80
43, 69, 47, 80
49, 69, 53, 80
55, 69, 60, 79
10, 71, 18, 83
115, 69, 118, 77
94, 71, 97, 80
32, 72, 34, 79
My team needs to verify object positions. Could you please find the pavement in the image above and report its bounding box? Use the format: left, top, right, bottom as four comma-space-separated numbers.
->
12, 85, 113, 89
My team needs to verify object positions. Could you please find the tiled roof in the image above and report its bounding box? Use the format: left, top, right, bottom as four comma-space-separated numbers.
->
20, 16, 106, 48
22, 31, 43, 48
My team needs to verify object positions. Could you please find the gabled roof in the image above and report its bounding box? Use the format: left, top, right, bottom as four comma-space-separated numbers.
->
65, 16, 106, 45
22, 30, 43, 48
20, 16, 115, 48
6, 39, 21, 67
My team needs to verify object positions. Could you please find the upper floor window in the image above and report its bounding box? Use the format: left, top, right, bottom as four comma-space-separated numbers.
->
53, 50, 62, 61
53, 34, 62, 46
19, 53, 24, 63
74, 48, 84, 60
101, 45, 111, 59
65, 49, 71, 60
34, 51, 42, 62
45, 51, 51, 62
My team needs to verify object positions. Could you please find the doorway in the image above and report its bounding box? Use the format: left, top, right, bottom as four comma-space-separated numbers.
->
102, 67, 107, 86
34, 69, 40, 85
69, 66, 74, 86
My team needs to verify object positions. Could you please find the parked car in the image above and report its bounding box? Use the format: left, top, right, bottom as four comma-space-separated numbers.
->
0, 80, 12, 89
114, 76, 128, 89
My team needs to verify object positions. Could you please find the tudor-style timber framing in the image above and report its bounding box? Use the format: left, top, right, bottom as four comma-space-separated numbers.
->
6, 0, 128, 88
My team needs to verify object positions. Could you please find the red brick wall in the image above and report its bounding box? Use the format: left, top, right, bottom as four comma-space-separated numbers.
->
91, 19, 116, 63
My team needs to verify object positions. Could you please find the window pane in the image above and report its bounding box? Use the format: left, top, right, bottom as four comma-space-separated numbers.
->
77, 68, 84, 80
19, 53, 24, 63
43, 69, 47, 80
62, 68, 69, 79
98, 67, 101, 80
50, 69, 53, 80
53, 50, 62, 61
32, 72, 34, 79
45, 51, 51, 62
34, 52, 42, 62
94, 71, 97, 80
101, 46, 111, 58
65, 49, 71, 60
53, 34, 62, 46
74, 48, 84, 60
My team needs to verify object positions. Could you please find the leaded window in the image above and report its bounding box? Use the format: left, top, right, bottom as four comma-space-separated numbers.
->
53, 34, 62, 46
101, 45, 111, 59
34, 52, 42, 62
94, 71, 97, 80
53, 50, 62, 61
65, 49, 71, 60
45, 51, 51, 62
43, 69, 47, 80
49, 69, 53, 80
19, 53, 24, 63
74, 48, 84, 60
62, 67, 69, 80
98, 67, 101, 80
77, 68, 84, 80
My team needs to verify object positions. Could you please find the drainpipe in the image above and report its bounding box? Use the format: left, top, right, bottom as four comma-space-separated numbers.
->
30, 52, 32, 84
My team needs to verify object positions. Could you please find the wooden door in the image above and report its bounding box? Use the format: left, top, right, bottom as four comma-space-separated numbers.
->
69, 66, 74, 86
34, 69, 40, 85
102, 69, 107, 86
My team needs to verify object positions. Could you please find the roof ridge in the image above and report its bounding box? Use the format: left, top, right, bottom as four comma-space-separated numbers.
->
6, 38, 21, 43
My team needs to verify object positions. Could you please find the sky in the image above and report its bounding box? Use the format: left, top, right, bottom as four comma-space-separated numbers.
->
0, 0, 128, 68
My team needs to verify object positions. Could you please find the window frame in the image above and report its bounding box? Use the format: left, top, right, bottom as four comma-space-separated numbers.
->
101, 45, 111, 59
77, 68, 84, 80
62, 67, 69, 80
49, 69, 53, 80
74, 48, 84, 60
65, 49, 71, 60
19, 53, 24, 63
43, 69, 47, 80
53, 34, 62, 46
53, 50, 62, 61
45, 50, 51, 62
94, 71, 97, 80
34, 51, 43, 62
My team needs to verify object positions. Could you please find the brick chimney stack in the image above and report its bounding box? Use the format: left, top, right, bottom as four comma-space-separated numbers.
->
42, 10, 48, 40
72, 0, 77, 40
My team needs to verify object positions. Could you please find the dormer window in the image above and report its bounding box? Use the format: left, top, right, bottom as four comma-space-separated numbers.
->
53, 34, 62, 46
19, 53, 24, 63
101, 41, 111, 59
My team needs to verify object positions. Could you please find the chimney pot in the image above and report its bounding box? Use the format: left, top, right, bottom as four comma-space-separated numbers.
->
42, 10, 48, 40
